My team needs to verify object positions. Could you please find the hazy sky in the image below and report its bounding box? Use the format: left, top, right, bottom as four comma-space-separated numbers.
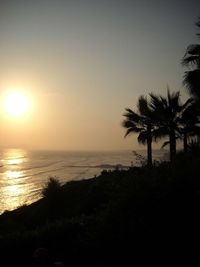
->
0, 0, 199, 151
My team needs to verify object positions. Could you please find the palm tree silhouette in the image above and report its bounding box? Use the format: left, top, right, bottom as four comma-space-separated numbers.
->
122, 96, 154, 166
182, 18, 200, 99
149, 90, 192, 161
179, 101, 200, 152
182, 44, 200, 98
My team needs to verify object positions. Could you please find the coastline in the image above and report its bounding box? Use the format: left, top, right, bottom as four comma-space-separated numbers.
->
0, 155, 199, 265
0, 149, 167, 213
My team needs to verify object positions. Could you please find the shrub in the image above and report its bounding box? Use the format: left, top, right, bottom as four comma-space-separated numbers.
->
42, 177, 62, 199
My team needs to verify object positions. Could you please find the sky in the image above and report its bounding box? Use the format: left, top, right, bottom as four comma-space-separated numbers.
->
0, 0, 199, 151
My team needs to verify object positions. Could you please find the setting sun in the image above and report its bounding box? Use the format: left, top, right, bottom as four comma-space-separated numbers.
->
4, 91, 29, 117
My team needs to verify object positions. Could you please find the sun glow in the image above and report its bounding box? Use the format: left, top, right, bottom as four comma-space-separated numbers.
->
4, 91, 29, 117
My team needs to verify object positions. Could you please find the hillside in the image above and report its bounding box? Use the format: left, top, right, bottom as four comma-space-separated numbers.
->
0, 155, 200, 266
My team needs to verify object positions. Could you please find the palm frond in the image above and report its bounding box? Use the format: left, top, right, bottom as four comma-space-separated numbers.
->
137, 95, 152, 117
123, 121, 143, 131
137, 131, 148, 145
181, 97, 195, 111
180, 101, 199, 125
122, 120, 143, 137
160, 96, 168, 109
161, 141, 170, 148
183, 69, 200, 98
149, 93, 164, 113
124, 128, 140, 138
182, 55, 200, 67
123, 108, 141, 123
182, 44, 200, 69
185, 44, 200, 55
149, 90, 182, 124
152, 127, 168, 141
196, 17, 200, 28
122, 120, 137, 129
167, 89, 181, 112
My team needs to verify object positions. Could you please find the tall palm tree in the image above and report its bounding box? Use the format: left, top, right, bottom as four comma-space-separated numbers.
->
149, 90, 192, 161
182, 17, 200, 99
122, 96, 154, 166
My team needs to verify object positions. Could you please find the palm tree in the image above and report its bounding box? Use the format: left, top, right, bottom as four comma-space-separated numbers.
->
182, 17, 200, 99
122, 96, 154, 166
179, 101, 200, 152
149, 90, 193, 161
182, 44, 200, 99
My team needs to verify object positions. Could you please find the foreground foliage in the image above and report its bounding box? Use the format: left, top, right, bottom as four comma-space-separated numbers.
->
0, 156, 200, 266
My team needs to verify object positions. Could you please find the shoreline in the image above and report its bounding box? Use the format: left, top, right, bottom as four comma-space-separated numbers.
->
0, 155, 199, 265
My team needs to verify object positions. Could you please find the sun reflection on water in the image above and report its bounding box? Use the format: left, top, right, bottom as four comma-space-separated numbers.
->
5, 170, 22, 179
7, 158, 24, 165
4, 184, 25, 197
0, 149, 31, 212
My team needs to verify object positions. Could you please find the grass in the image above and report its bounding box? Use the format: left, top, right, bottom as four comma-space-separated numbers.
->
0, 155, 200, 266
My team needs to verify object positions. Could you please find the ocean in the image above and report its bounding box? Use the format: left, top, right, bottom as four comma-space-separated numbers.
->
0, 149, 167, 213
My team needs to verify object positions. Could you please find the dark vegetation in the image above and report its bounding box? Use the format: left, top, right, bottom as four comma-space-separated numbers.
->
1, 16, 200, 267
0, 155, 200, 266
122, 91, 196, 164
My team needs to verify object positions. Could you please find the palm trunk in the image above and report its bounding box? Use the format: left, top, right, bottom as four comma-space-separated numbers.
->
170, 128, 176, 161
183, 132, 188, 153
147, 125, 152, 167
